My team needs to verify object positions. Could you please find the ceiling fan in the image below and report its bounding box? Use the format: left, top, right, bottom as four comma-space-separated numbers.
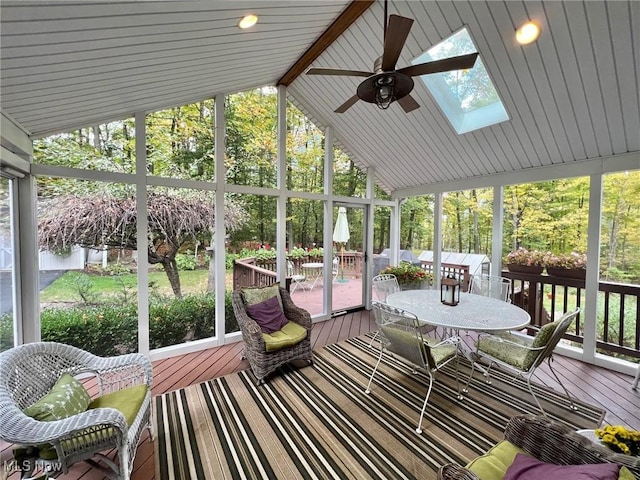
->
306, 2, 478, 114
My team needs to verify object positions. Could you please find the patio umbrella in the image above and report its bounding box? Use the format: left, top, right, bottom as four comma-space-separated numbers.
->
333, 207, 350, 282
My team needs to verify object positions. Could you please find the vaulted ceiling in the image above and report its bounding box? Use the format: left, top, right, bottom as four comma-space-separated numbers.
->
1, 1, 638, 194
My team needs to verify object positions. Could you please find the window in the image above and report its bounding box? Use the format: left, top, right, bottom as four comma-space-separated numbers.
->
412, 27, 508, 134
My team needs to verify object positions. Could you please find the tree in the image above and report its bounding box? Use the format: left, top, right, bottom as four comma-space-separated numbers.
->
38, 191, 247, 297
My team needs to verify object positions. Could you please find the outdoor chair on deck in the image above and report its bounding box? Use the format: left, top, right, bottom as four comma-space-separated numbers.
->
365, 301, 461, 434
232, 284, 313, 384
287, 260, 306, 293
469, 274, 511, 302
439, 414, 639, 479
372, 273, 400, 301
0, 342, 152, 480
464, 308, 581, 415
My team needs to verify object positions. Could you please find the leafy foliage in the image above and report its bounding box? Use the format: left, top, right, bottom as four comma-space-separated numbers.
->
17, 293, 236, 356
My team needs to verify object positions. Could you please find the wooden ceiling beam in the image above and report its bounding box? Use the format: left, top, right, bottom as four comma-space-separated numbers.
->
277, 0, 375, 86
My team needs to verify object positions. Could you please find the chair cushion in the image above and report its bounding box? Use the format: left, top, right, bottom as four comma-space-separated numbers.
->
37, 384, 149, 460
242, 283, 283, 310
262, 321, 307, 352
477, 333, 531, 370
23, 373, 91, 422
503, 453, 620, 480
246, 295, 289, 334
466, 440, 525, 479
88, 384, 148, 426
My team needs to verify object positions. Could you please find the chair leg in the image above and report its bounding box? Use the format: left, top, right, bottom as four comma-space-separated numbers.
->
365, 348, 384, 394
521, 372, 547, 416
368, 330, 379, 346
416, 373, 434, 435
462, 356, 477, 395
632, 364, 640, 390
547, 357, 578, 411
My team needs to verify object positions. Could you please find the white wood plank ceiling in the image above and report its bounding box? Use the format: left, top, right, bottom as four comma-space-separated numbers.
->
1, 1, 638, 194
0, 0, 351, 137
288, 0, 640, 193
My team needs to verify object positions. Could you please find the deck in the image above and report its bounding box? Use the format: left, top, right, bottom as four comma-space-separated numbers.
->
2, 310, 639, 480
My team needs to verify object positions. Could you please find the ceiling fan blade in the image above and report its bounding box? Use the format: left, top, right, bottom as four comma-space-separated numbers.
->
307, 68, 372, 77
381, 14, 414, 71
397, 52, 479, 77
397, 94, 420, 113
335, 94, 360, 113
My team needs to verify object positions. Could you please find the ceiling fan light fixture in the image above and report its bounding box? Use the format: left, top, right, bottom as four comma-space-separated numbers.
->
516, 21, 540, 44
238, 14, 258, 29
375, 76, 396, 109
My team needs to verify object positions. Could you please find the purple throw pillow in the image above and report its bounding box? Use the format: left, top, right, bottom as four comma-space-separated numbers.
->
246, 295, 288, 334
504, 453, 620, 480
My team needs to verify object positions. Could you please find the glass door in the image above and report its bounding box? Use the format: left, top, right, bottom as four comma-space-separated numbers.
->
331, 203, 366, 314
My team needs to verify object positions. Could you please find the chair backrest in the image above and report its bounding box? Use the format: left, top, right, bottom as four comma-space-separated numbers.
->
372, 274, 400, 301
469, 274, 511, 302
287, 260, 295, 276
332, 257, 339, 273
0, 342, 89, 409
528, 308, 580, 370
371, 301, 435, 370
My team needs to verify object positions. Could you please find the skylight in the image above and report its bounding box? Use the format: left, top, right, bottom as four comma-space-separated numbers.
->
412, 27, 508, 134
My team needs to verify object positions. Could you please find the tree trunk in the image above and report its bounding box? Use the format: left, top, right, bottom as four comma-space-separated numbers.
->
162, 258, 183, 298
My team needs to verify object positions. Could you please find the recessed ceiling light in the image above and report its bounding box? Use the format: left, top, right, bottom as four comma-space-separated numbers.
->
515, 21, 540, 45
238, 14, 258, 29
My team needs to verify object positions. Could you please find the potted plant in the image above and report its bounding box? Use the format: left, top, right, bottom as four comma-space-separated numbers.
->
286, 247, 307, 268
253, 247, 277, 268
308, 247, 324, 262
381, 263, 432, 290
543, 251, 587, 279
503, 248, 544, 274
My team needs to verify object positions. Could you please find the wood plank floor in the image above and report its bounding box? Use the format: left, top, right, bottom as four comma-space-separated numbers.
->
2, 309, 638, 480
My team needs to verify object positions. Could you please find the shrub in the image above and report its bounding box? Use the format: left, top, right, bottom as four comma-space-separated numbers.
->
34, 293, 236, 354
0, 314, 14, 352
40, 305, 138, 356
176, 252, 198, 270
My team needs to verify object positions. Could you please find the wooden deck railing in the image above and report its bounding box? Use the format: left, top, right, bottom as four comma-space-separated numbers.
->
233, 257, 291, 291
420, 261, 471, 292
502, 271, 640, 359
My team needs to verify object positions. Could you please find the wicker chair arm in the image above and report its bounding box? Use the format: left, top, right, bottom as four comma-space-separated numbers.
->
232, 290, 267, 350
0, 402, 127, 446
437, 463, 480, 480
280, 288, 312, 330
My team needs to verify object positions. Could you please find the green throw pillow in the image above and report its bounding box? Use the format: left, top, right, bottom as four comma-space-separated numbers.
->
23, 373, 91, 422
242, 283, 283, 309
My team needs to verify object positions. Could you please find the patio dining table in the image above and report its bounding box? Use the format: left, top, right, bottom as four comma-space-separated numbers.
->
386, 289, 531, 333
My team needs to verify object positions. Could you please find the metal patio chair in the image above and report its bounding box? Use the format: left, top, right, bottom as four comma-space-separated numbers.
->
365, 301, 461, 434
464, 308, 581, 415
469, 274, 512, 302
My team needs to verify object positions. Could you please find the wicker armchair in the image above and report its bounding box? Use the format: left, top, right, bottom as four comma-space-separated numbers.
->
0, 342, 152, 479
232, 287, 313, 384
438, 414, 640, 479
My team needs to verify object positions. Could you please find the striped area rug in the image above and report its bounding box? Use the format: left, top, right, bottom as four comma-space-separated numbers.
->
154, 335, 605, 480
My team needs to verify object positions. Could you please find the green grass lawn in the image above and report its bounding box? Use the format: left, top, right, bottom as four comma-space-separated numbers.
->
40, 269, 212, 302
